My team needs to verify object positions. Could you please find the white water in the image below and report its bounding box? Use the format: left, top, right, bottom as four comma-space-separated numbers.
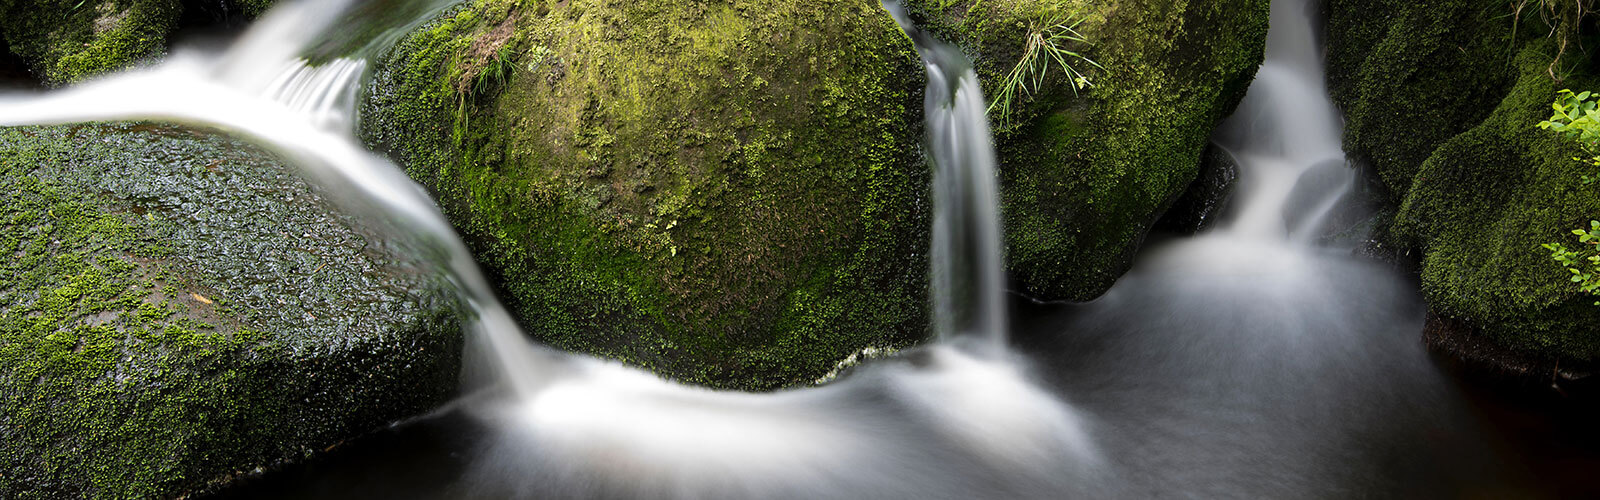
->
890, 0, 1009, 344
9, 0, 1571, 498
1212, 0, 1354, 243
181, 1, 1576, 497
0, 0, 1095, 497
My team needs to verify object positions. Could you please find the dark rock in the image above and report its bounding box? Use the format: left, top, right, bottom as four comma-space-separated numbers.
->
1425, 312, 1600, 400
1157, 143, 1239, 234
1280, 156, 1351, 233
0, 0, 277, 85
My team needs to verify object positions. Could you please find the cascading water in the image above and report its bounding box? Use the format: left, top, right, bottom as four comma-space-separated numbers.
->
0, 0, 1095, 497
1012, 0, 1544, 496
9, 0, 1591, 497
887, 1, 1009, 344
261, 58, 366, 131
0, 0, 571, 402
1212, 0, 1356, 243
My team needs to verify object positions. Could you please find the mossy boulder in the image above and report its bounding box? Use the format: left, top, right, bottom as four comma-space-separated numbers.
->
1325, 0, 1533, 201
900, 0, 1271, 300
361, 0, 929, 390
0, 0, 276, 85
0, 123, 461, 498
360, 0, 1271, 389
1328, 0, 1600, 373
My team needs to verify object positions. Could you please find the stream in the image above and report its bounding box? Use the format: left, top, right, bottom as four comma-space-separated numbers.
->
2, 0, 1598, 498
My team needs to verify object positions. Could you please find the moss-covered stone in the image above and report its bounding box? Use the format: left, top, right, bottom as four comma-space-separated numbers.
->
0, 0, 280, 85
1328, 1, 1600, 371
901, 0, 1271, 300
0, 0, 181, 84
1325, 0, 1534, 200
232, 0, 275, 18
1393, 44, 1600, 366
0, 123, 461, 498
362, 0, 929, 390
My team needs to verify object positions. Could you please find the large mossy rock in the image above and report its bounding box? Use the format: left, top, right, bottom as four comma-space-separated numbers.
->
901, 0, 1271, 300
0, 123, 460, 498
362, 0, 930, 390
1327, 0, 1600, 374
0, 0, 273, 85
360, 0, 1271, 389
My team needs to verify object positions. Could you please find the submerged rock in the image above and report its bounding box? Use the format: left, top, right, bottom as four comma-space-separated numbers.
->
900, 0, 1272, 301
0, 123, 460, 497
360, 0, 1273, 389
1328, 0, 1600, 381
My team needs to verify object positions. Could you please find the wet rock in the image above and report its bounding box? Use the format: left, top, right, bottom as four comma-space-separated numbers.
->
1425, 312, 1600, 400
0, 123, 460, 498
1279, 156, 1353, 236
1157, 143, 1238, 234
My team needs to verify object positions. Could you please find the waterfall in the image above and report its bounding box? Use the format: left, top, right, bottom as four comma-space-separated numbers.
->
261, 58, 366, 132
1212, 0, 1354, 243
63, 1, 1564, 497
884, 0, 1008, 344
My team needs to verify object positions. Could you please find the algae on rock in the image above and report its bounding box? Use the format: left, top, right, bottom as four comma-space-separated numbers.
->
0, 123, 460, 498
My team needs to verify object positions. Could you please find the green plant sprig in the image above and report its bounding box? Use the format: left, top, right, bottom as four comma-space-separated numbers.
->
988, 12, 1103, 122
1539, 89, 1600, 304
1539, 89, 1600, 183
1542, 221, 1600, 305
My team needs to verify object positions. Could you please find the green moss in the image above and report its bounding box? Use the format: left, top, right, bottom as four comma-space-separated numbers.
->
1392, 42, 1600, 363
0, 124, 460, 497
363, 0, 927, 390
0, 0, 285, 85
1328, 1, 1600, 365
901, 0, 1271, 300
0, 0, 183, 84
1325, 0, 1535, 200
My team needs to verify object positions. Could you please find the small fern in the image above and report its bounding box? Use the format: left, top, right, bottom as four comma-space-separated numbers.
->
988, 12, 1103, 121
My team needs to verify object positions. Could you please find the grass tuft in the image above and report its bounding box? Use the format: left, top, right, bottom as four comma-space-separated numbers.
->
987, 11, 1103, 121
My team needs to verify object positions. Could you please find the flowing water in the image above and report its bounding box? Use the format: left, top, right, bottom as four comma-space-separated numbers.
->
1, 0, 1093, 497
3, 0, 1598, 498
890, 0, 1009, 344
